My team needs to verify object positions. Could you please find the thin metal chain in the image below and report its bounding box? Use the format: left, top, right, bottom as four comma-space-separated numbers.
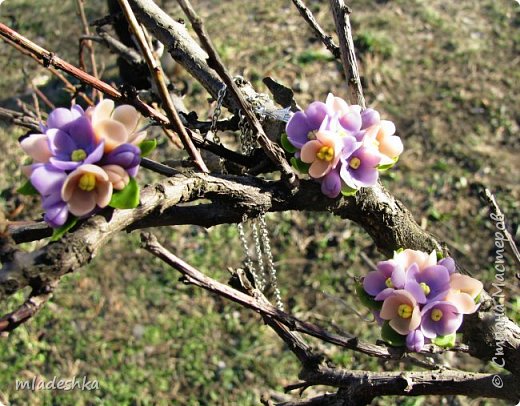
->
237, 217, 263, 288
238, 111, 256, 155
209, 84, 227, 145
251, 220, 266, 290
258, 214, 284, 311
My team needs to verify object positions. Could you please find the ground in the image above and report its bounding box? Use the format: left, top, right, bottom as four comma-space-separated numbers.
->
0, 0, 518, 405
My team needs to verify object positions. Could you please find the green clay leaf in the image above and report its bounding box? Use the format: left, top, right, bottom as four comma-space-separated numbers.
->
395, 248, 405, 254
290, 157, 310, 174
109, 178, 140, 209
280, 132, 297, 153
436, 250, 444, 260
377, 156, 399, 172
340, 185, 358, 197
51, 217, 78, 242
17, 179, 39, 196
356, 282, 382, 311
381, 321, 407, 347
139, 139, 157, 157
432, 333, 456, 348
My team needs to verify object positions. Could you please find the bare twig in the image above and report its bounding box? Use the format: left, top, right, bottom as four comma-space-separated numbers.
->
0, 281, 58, 333
328, 0, 366, 108
0, 107, 40, 132
291, 0, 340, 59
89, 29, 144, 66
0, 29, 93, 106
234, 268, 324, 368
482, 188, 520, 266
117, 0, 209, 173
76, 0, 100, 101
176, 0, 297, 187
32, 83, 55, 110
141, 232, 393, 359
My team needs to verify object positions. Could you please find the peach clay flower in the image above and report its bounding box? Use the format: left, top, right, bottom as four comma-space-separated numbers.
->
87, 99, 146, 153
443, 273, 483, 314
300, 129, 345, 178
61, 164, 113, 217
363, 120, 403, 165
380, 290, 421, 335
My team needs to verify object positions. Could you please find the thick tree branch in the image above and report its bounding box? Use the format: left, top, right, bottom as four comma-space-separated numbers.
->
300, 367, 520, 403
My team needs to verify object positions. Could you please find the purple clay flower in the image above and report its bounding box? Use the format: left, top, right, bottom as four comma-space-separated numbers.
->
30, 164, 69, 228
361, 108, 381, 130
100, 143, 141, 177
45, 105, 85, 130
325, 93, 362, 133
363, 259, 406, 301
404, 263, 451, 304
406, 329, 425, 352
421, 301, 463, 339
41, 192, 69, 227
320, 168, 342, 198
339, 146, 382, 189
30, 163, 67, 197
47, 115, 104, 171
286, 101, 329, 149
438, 257, 456, 274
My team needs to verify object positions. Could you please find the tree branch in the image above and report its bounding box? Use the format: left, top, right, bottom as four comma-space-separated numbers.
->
0, 280, 58, 333
176, 0, 297, 187
328, 1, 365, 108
300, 366, 520, 403
140, 232, 394, 359
291, 0, 340, 59
118, 0, 208, 172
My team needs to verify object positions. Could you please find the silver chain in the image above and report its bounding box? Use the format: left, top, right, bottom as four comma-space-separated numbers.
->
236, 107, 284, 310
238, 111, 256, 155
209, 84, 227, 145
258, 214, 284, 311
237, 216, 263, 289
251, 220, 266, 290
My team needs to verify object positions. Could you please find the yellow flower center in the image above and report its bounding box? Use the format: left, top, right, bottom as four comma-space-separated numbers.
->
431, 309, 443, 321
349, 157, 361, 169
420, 282, 431, 296
71, 149, 87, 162
78, 173, 96, 192
385, 278, 393, 288
316, 146, 334, 162
397, 304, 413, 319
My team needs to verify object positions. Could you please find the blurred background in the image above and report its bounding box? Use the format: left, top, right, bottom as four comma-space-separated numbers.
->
0, 0, 518, 404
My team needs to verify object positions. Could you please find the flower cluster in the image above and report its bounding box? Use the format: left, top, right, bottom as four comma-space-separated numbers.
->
284, 93, 403, 197
359, 249, 483, 351
20, 100, 147, 229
